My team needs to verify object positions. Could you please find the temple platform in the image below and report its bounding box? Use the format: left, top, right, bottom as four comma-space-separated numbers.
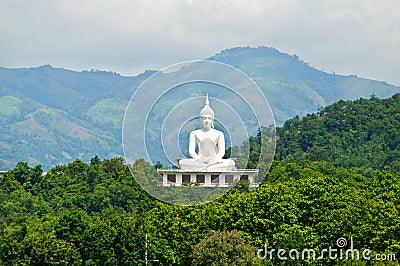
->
157, 169, 259, 188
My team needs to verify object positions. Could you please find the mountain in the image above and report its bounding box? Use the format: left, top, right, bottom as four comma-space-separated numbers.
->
0, 66, 155, 169
209, 47, 399, 123
1, 46, 399, 169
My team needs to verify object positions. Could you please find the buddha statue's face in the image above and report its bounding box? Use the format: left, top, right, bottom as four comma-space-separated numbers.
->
201, 115, 213, 130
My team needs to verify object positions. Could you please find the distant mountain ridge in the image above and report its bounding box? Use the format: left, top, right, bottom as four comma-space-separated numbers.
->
209, 47, 399, 122
1, 46, 399, 169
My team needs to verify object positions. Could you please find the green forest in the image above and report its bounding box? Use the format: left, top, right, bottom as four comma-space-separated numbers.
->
1, 94, 399, 265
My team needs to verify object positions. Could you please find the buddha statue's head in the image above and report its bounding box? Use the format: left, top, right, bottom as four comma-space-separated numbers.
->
200, 95, 214, 129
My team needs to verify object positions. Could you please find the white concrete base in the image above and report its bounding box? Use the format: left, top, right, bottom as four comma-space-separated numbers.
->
157, 169, 259, 188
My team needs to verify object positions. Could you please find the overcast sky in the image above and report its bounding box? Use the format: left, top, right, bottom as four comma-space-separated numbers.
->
1, 0, 399, 85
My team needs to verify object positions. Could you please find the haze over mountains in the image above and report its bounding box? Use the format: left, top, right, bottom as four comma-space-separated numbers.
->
1, 46, 399, 169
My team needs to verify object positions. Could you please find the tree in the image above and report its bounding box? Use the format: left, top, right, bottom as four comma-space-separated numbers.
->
191, 230, 261, 266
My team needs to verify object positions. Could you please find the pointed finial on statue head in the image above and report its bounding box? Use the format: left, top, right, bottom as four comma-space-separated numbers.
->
200, 94, 214, 118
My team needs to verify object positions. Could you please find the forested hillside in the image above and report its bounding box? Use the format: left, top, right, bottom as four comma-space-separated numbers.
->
277, 93, 400, 173
0, 66, 154, 170
1, 95, 399, 265
1, 46, 399, 170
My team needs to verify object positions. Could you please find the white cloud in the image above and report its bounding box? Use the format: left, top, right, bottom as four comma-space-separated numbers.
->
0, 0, 399, 85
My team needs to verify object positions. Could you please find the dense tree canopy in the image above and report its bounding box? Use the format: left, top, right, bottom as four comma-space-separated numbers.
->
276, 94, 400, 173
1, 94, 399, 265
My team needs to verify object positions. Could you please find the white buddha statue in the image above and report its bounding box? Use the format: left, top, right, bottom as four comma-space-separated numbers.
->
178, 95, 236, 171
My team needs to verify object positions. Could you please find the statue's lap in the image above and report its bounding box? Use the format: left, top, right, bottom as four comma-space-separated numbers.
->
178, 158, 235, 170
